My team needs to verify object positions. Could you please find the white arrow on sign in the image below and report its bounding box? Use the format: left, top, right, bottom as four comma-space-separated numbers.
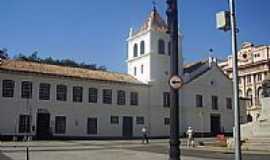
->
169, 75, 183, 90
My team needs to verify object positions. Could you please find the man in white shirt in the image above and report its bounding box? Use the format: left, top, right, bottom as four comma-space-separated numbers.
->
142, 127, 149, 144
186, 126, 194, 147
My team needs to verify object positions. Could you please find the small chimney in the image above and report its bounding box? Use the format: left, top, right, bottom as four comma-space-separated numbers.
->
208, 48, 216, 67
209, 56, 213, 67
208, 56, 217, 67
213, 57, 217, 63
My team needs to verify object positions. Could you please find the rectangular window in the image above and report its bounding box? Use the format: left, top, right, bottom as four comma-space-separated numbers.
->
73, 86, 83, 102
163, 92, 170, 107
89, 88, 98, 103
130, 92, 138, 106
239, 77, 242, 84
117, 90, 126, 105
39, 83, 50, 100
196, 95, 203, 107
56, 85, 67, 101
257, 74, 262, 82
247, 75, 252, 84
19, 115, 31, 133
2, 80, 15, 98
212, 96, 218, 110
55, 116, 66, 134
87, 118, 97, 134
226, 97, 232, 109
164, 117, 170, 125
141, 65, 144, 74
136, 117, 144, 125
103, 89, 112, 104
168, 42, 171, 56
21, 81, 32, 99
110, 116, 119, 124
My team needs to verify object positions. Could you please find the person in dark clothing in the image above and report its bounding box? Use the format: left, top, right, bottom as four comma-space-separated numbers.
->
142, 127, 149, 144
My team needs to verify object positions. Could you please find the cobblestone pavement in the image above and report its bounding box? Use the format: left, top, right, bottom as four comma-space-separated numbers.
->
0, 139, 269, 160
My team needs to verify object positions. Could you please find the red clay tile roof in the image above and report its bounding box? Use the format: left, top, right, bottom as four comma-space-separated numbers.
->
0, 60, 145, 85
133, 8, 168, 36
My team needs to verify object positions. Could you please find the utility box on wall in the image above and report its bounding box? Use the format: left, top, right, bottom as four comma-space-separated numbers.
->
216, 11, 231, 31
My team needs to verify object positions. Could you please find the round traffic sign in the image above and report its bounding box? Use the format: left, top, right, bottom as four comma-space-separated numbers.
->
169, 75, 183, 90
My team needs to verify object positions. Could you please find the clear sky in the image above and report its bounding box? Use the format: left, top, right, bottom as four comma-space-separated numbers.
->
0, 0, 269, 72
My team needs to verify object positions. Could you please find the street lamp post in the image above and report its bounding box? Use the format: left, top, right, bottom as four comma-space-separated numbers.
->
216, 0, 242, 160
166, 0, 181, 160
229, 1, 242, 160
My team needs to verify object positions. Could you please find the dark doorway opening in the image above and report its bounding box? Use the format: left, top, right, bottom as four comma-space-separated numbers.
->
210, 114, 221, 136
122, 116, 133, 138
87, 118, 98, 135
247, 114, 253, 122
36, 113, 51, 140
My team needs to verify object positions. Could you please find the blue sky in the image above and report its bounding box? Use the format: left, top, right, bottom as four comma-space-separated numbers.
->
0, 0, 269, 72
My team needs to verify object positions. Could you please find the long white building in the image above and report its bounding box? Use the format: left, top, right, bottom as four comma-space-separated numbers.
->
0, 8, 241, 140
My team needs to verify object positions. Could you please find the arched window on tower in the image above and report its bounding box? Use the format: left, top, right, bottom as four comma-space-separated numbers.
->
140, 41, 145, 55
141, 64, 144, 74
133, 44, 138, 57
168, 42, 171, 56
158, 39, 165, 54
134, 67, 137, 76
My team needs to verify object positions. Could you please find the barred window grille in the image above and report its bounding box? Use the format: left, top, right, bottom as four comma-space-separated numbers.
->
21, 81, 32, 99
2, 80, 15, 98
57, 85, 67, 101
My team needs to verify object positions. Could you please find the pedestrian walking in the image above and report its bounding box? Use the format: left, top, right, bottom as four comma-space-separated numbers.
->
186, 126, 194, 147
142, 127, 149, 144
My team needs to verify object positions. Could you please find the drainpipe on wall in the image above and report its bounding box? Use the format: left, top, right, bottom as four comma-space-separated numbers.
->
147, 85, 152, 137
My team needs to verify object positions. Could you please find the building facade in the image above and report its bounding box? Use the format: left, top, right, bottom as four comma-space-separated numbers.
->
0, 9, 239, 140
219, 42, 270, 121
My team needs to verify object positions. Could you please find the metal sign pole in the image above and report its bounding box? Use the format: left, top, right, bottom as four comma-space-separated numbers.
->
229, 0, 242, 160
166, 0, 181, 160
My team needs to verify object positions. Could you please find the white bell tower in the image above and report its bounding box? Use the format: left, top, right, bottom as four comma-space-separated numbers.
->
127, 7, 183, 84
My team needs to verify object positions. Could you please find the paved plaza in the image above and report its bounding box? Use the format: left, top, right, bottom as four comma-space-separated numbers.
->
0, 139, 270, 160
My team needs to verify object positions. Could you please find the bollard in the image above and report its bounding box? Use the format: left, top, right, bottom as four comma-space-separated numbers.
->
26, 147, 29, 160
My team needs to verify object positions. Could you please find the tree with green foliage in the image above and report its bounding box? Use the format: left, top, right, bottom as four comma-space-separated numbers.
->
0, 48, 9, 59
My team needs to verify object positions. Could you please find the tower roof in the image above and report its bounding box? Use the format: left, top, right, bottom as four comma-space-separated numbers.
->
133, 8, 168, 36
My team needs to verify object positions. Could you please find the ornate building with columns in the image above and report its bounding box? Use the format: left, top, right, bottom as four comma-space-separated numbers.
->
219, 42, 270, 121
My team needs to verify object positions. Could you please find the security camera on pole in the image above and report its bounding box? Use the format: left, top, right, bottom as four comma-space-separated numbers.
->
166, 0, 183, 160
216, 0, 242, 160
